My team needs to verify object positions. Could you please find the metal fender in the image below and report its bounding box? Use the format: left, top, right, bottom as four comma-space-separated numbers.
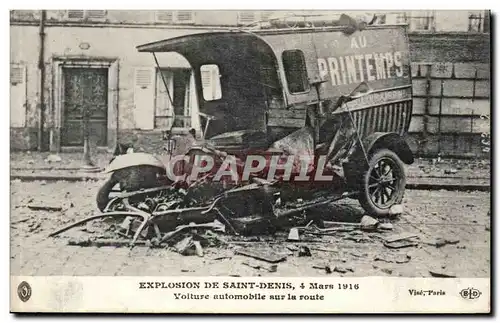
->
103, 152, 166, 173
357, 132, 414, 165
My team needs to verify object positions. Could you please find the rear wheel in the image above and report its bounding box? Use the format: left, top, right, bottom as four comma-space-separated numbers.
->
358, 149, 406, 217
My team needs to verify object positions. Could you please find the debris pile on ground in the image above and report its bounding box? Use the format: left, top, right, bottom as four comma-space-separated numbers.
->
44, 169, 421, 276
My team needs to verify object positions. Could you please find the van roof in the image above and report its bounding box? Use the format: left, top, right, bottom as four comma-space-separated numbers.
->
136, 24, 408, 53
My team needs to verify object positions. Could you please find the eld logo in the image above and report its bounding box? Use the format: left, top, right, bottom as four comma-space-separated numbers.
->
17, 281, 32, 302
460, 288, 482, 300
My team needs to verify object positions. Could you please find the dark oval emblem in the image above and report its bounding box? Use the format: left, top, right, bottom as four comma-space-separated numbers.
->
17, 281, 32, 302
460, 288, 481, 300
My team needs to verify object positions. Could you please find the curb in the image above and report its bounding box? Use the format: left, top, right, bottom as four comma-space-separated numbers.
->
406, 182, 490, 192
10, 173, 490, 192
11, 174, 106, 182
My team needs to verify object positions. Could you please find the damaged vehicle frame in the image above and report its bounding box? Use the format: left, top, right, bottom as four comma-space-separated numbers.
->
50, 15, 415, 245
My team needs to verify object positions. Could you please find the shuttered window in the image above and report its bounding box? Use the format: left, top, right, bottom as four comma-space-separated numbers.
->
155, 10, 195, 24
67, 10, 85, 19
237, 11, 274, 25
238, 11, 257, 24
397, 11, 435, 31
155, 11, 174, 23
133, 67, 156, 130
67, 10, 107, 20
87, 10, 107, 19
176, 11, 195, 23
155, 68, 193, 129
282, 50, 310, 94
10, 64, 26, 127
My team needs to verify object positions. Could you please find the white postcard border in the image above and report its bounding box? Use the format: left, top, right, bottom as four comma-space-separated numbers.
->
10, 276, 490, 313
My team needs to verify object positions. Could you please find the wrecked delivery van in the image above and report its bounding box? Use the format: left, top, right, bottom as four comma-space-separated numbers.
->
97, 18, 414, 226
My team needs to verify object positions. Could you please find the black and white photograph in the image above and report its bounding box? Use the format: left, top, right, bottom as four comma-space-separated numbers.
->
9, 9, 491, 313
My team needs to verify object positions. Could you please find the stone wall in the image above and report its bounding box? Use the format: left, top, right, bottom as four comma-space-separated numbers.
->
406, 32, 490, 158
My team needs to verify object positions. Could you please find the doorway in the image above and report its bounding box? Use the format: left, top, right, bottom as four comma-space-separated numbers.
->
61, 67, 108, 147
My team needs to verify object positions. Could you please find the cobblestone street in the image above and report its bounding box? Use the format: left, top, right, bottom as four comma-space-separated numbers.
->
10, 179, 490, 278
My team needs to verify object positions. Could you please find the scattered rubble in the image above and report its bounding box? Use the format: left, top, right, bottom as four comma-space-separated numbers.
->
174, 237, 197, 256
349, 251, 366, 258
444, 168, 458, 175
242, 260, 278, 272
429, 270, 457, 278
310, 246, 339, 253
383, 233, 419, 249
384, 240, 418, 249
68, 237, 149, 247
298, 246, 312, 257
360, 215, 379, 231
46, 176, 414, 265
235, 247, 287, 263
28, 221, 41, 232
389, 205, 404, 216
313, 264, 333, 274
374, 253, 411, 264
378, 223, 393, 230
287, 228, 300, 241
27, 204, 63, 212
385, 233, 418, 243
45, 154, 62, 163
425, 237, 460, 248
333, 265, 354, 274
381, 268, 393, 275
11, 218, 30, 225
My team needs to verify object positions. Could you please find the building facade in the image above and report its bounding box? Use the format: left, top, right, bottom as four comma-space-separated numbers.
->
10, 10, 490, 157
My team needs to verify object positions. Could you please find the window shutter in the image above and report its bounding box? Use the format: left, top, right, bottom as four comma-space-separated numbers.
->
10, 64, 26, 127
155, 70, 174, 129
67, 10, 85, 19
133, 67, 156, 130
261, 11, 273, 21
188, 72, 201, 133
176, 11, 195, 23
156, 10, 174, 23
238, 11, 257, 25
87, 10, 107, 19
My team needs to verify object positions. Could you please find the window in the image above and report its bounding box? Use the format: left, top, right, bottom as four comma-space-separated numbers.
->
200, 65, 222, 101
155, 10, 195, 24
155, 68, 194, 129
67, 10, 107, 20
10, 65, 24, 86
10, 64, 26, 127
397, 11, 435, 31
468, 11, 489, 32
282, 50, 309, 94
237, 11, 274, 25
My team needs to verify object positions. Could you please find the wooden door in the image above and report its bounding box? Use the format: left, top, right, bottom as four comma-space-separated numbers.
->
61, 67, 108, 147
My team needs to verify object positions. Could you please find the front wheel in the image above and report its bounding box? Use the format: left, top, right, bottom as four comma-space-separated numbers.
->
358, 149, 406, 217
96, 176, 119, 212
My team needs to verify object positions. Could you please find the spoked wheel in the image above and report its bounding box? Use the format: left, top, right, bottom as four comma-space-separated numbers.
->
358, 149, 406, 217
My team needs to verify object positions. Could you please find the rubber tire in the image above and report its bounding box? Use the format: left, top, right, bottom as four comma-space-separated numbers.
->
96, 176, 119, 212
358, 149, 406, 217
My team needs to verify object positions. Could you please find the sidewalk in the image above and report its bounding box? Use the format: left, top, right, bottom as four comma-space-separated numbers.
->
9, 151, 491, 191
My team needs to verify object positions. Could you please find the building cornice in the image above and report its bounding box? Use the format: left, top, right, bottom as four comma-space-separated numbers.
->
10, 20, 239, 30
